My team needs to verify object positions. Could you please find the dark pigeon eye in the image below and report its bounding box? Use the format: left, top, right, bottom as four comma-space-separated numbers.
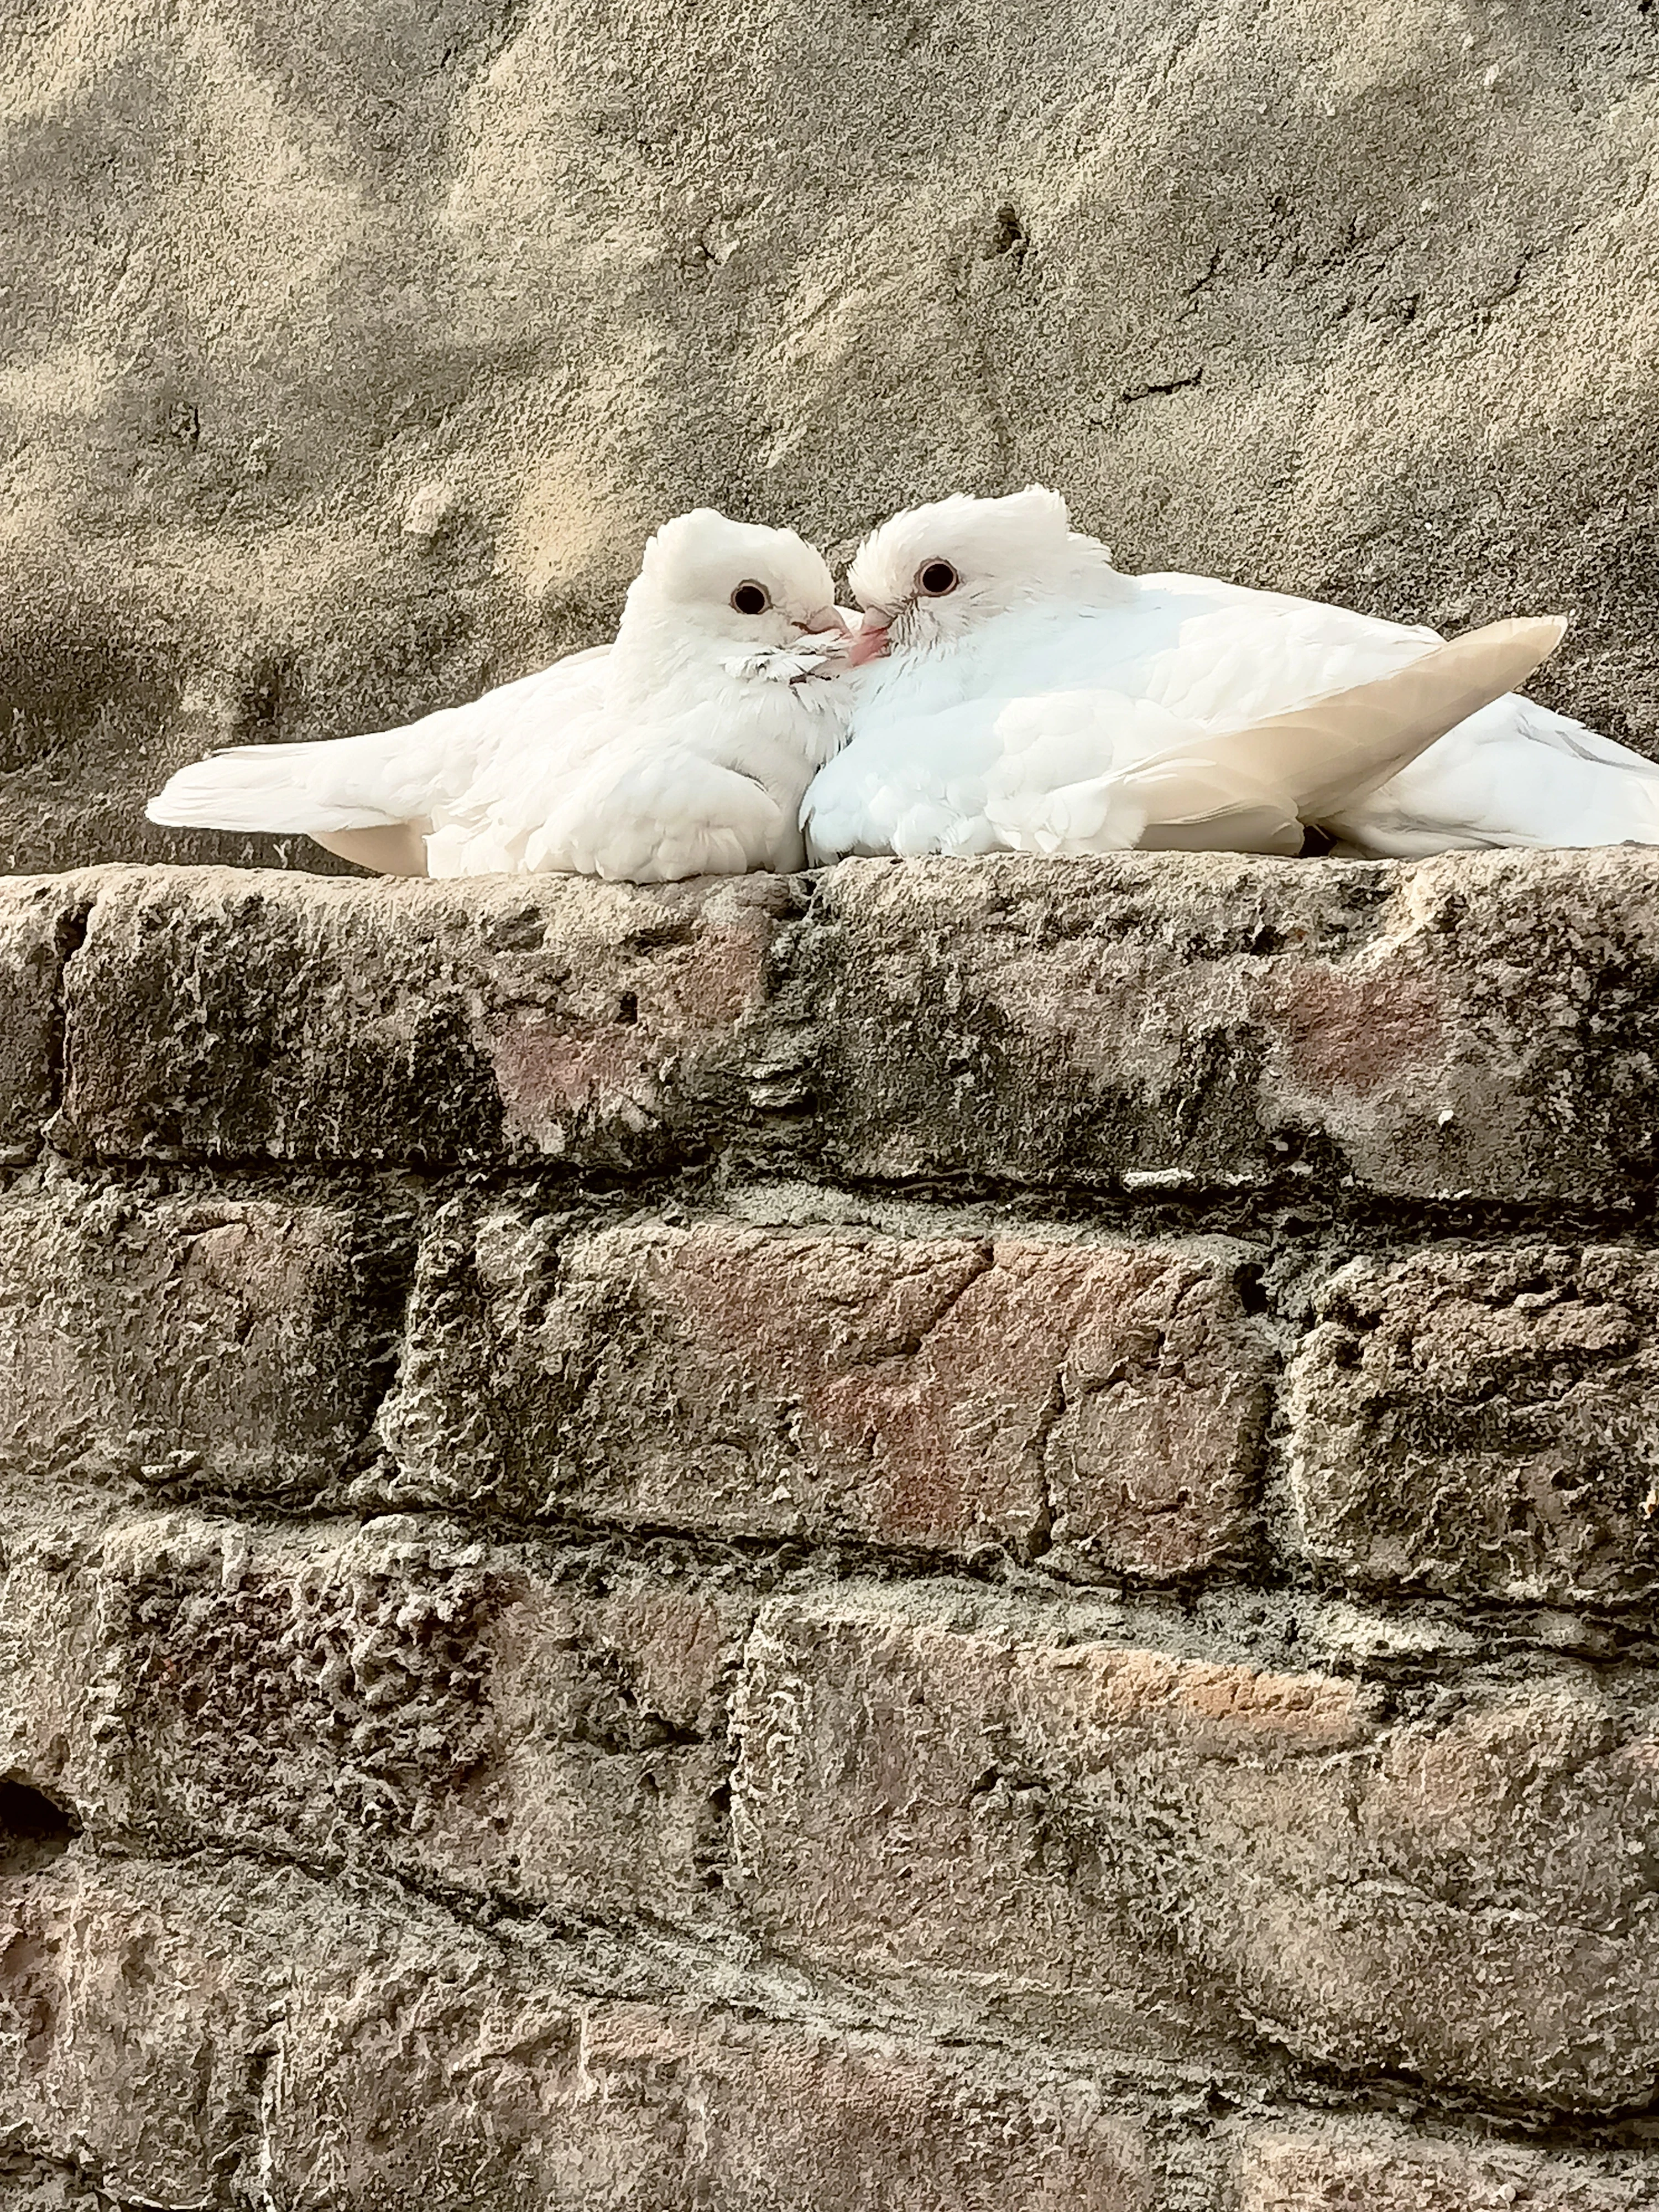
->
731, 581, 770, 615
917, 560, 959, 596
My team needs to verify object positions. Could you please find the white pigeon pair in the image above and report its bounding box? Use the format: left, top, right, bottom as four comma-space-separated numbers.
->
149, 488, 1659, 879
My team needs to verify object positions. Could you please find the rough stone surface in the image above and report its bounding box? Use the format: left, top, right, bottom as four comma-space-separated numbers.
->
5, 1849, 1659, 2212
0, 1855, 1158, 2211
35, 849, 1659, 1200
380, 1208, 1271, 1568
0, 2155, 129, 2212
3, 854, 1659, 2195
1234, 2120, 1659, 2211
3, 0, 1659, 871
0, 877, 95, 1166
731, 1580, 1659, 2107
0, 1179, 397, 1501
804, 849, 1659, 1204
1286, 1243, 1659, 1604
55, 865, 806, 1166
0, 1513, 747, 1924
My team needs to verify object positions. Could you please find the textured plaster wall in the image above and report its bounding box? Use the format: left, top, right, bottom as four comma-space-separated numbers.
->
1, 0, 1658, 870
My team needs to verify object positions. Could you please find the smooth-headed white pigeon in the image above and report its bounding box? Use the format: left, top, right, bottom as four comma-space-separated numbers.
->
148, 511, 854, 881
801, 487, 1640, 862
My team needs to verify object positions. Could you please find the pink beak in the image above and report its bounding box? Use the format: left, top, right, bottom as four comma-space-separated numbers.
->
796, 606, 851, 635
844, 620, 891, 668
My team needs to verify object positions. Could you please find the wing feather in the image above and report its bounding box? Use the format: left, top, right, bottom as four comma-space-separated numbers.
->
147, 648, 612, 851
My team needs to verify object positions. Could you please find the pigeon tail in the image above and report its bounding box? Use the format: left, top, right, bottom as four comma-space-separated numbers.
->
1242, 616, 1569, 821
146, 743, 437, 874
1327, 690, 1659, 855
145, 743, 405, 835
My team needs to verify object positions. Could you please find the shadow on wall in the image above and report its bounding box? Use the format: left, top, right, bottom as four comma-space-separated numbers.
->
0, 1780, 79, 1876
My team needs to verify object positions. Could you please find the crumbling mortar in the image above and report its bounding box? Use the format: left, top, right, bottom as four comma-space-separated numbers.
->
29, 1481, 1659, 1694
32, 1819, 1659, 2155
18, 1147, 1659, 1259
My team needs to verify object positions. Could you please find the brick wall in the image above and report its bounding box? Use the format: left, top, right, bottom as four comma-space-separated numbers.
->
2, 853, 1659, 2210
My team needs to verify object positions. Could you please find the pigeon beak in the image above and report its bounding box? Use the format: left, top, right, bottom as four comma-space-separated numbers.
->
794, 607, 851, 636
844, 619, 891, 668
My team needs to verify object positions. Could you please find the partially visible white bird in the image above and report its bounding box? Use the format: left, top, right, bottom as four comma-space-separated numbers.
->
802, 487, 1650, 862
148, 511, 855, 881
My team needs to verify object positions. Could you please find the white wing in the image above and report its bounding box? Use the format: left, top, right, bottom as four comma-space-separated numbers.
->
1328, 693, 1659, 854
526, 743, 791, 882
804, 686, 1305, 863
915, 574, 1447, 729
807, 619, 1564, 863
430, 721, 792, 884
1110, 577, 1443, 726
802, 695, 1005, 862
425, 666, 845, 883
145, 646, 612, 844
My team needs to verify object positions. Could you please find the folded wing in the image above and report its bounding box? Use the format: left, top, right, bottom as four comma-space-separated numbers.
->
1327, 687, 1659, 854
810, 617, 1566, 862
145, 648, 613, 873
519, 745, 790, 883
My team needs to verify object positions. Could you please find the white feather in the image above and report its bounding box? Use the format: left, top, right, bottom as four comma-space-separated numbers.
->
1328, 693, 1659, 853
148, 517, 855, 881
147, 650, 610, 837
805, 487, 1647, 860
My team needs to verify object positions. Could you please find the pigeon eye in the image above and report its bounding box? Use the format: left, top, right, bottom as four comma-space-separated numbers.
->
917, 560, 959, 597
731, 581, 770, 616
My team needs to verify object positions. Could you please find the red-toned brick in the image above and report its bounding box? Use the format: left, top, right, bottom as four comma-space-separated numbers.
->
801, 849, 1659, 1204
381, 1210, 1269, 1569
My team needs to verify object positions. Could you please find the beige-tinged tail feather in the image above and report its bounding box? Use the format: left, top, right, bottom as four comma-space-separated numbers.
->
1114, 755, 1303, 854
309, 825, 431, 876
1245, 615, 1568, 822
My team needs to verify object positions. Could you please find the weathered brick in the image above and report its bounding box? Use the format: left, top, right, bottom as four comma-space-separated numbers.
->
380, 1209, 1269, 1569
731, 1582, 1659, 2108
800, 850, 1659, 1203
0, 1512, 747, 1923
1285, 1244, 1659, 1604
0, 2148, 126, 2209
0, 873, 101, 1166
1235, 2118, 1659, 2210
55, 866, 806, 1166
0, 1860, 268, 2204
50, 851, 1659, 1200
0, 1180, 391, 1500
0, 1854, 1157, 2211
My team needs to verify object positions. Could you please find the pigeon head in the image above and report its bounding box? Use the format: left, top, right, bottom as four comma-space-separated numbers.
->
845, 486, 1119, 664
628, 508, 844, 655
